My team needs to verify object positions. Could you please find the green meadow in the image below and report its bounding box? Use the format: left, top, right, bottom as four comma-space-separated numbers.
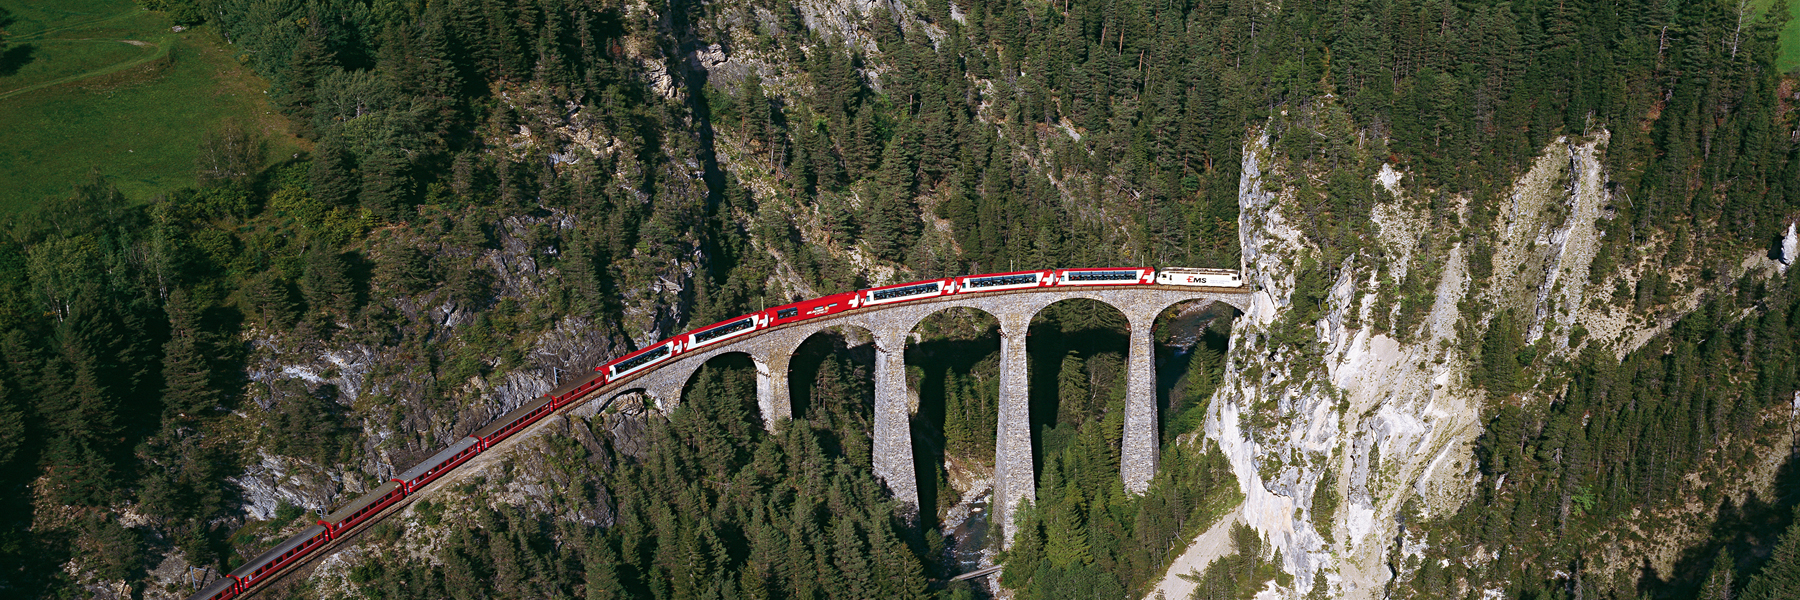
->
0, 0, 302, 213
1782, 0, 1800, 73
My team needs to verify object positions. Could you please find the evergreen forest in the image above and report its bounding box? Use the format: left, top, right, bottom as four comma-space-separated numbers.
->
0, 0, 1795, 596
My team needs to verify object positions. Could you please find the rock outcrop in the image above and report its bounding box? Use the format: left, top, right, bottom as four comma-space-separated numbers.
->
1186, 127, 1785, 597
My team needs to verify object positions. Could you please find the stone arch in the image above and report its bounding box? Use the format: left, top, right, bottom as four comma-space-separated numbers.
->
782, 324, 877, 425
905, 306, 1004, 531
604, 387, 654, 412
673, 351, 768, 425
1026, 298, 1133, 415
1150, 298, 1244, 443
1024, 297, 1135, 487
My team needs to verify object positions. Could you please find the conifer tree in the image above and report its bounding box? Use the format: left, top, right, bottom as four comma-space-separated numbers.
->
284, 21, 337, 132
301, 247, 354, 319
1000, 501, 1045, 590
309, 139, 359, 207
359, 149, 413, 221
0, 379, 21, 469
741, 70, 771, 150
1058, 352, 1091, 421
1701, 548, 1735, 600
1743, 515, 1800, 600
160, 289, 216, 419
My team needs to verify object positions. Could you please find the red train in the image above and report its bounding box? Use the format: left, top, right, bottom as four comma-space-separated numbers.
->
186, 267, 1236, 599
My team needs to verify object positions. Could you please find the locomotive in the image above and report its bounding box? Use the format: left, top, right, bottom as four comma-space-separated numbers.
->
187, 267, 1240, 599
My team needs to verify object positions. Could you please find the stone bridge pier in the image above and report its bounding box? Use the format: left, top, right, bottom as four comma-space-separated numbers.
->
593, 287, 1249, 546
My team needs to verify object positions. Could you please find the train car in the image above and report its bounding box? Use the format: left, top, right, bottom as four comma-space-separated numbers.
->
603, 339, 680, 381
472, 395, 555, 451
768, 292, 856, 327
956, 270, 1055, 294
226, 525, 329, 593
1155, 267, 1244, 288
1053, 267, 1155, 286
186, 575, 238, 600
684, 313, 770, 351
318, 482, 404, 540
852, 278, 955, 308
546, 371, 607, 408
393, 436, 481, 494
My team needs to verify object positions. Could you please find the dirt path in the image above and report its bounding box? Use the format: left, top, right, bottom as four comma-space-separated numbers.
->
0, 36, 167, 101
1144, 504, 1243, 600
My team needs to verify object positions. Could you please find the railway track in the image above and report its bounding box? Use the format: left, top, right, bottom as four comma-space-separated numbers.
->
198, 270, 1250, 599
236, 385, 617, 599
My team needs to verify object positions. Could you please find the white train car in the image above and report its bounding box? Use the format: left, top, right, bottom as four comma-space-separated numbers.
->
1156, 267, 1244, 288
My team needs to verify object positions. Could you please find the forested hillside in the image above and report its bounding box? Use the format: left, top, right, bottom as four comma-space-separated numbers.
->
0, 0, 1794, 596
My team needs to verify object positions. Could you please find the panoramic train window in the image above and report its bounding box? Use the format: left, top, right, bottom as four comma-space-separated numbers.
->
872, 283, 940, 300
967, 274, 1037, 287
1067, 271, 1137, 281
694, 318, 755, 343
614, 346, 671, 373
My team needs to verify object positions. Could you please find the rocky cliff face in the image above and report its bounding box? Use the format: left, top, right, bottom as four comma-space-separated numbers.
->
1200, 126, 1790, 597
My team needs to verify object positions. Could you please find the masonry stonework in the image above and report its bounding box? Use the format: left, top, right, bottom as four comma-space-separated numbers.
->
588, 286, 1249, 547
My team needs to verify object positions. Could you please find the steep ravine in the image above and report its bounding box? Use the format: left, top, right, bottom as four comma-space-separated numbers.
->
1163, 129, 1793, 598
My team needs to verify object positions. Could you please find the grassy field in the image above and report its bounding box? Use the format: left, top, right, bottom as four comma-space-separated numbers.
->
1781, 0, 1800, 74
0, 0, 304, 213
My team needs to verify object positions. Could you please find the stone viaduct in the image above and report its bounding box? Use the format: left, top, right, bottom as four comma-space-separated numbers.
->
593, 286, 1249, 543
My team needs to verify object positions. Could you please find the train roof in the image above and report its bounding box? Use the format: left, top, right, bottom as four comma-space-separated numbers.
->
688, 314, 758, 331
544, 372, 603, 401
471, 396, 554, 439
190, 575, 235, 600
1158, 267, 1238, 274
609, 339, 673, 362
320, 481, 401, 525
682, 315, 761, 342
395, 436, 479, 482
861, 277, 948, 291
228, 525, 326, 579
960, 269, 1049, 279
772, 292, 854, 308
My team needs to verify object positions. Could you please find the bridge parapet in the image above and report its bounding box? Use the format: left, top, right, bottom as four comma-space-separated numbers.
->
583, 285, 1248, 545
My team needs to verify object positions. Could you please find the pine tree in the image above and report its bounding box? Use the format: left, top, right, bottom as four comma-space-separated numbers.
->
160, 289, 216, 419
829, 516, 872, 599
741, 70, 771, 150
1699, 547, 1736, 600
999, 501, 1045, 591
1058, 352, 1091, 421
301, 247, 354, 319
283, 21, 337, 133
310, 139, 359, 207
359, 149, 413, 221
1479, 311, 1525, 396
245, 274, 298, 329
847, 105, 880, 177
0, 379, 22, 469
1743, 515, 1800, 600
1043, 487, 1094, 569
